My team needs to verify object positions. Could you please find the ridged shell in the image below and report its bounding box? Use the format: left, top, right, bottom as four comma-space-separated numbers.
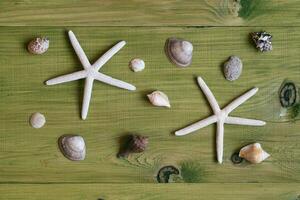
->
239, 143, 270, 164
117, 134, 149, 158
59, 135, 86, 161
30, 112, 46, 128
165, 38, 193, 67
27, 37, 49, 54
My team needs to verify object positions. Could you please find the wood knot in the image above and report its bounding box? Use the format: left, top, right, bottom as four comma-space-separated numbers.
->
157, 166, 180, 183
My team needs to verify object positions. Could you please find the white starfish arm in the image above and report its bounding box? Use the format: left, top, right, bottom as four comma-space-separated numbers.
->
175, 115, 218, 136
68, 30, 91, 69
92, 41, 126, 71
223, 87, 258, 115
216, 121, 224, 164
197, 77, 221, 114
45, 70, 87, 85
81, 77, 94, 120
94, 72, 136, 91
225, 116, 266, 126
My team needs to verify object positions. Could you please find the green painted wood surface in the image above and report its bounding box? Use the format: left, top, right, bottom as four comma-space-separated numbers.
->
0, 0, 300, 26
1, 1, 300, 199
1, 183, 300, 200
0, 26, 299, 184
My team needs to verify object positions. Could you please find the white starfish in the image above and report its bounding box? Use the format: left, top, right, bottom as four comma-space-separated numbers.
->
46, 30, 136, 120
175, 77, 266, 164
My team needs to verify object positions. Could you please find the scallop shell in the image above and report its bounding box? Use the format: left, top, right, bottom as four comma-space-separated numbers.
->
27, 37, 49, 54
239, 143, 270, 164
147, 91, 171, 108
165, 38, 193, 67
129, 58, 145, 72
30, 112, 46, 128
59, 135, 86, 161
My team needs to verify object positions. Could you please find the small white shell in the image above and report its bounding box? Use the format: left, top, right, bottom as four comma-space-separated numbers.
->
27, 37, 49, 54
165, 38, 193, 67
30, 112, 46, 128
223, 56, 243, 81
239, 143, 270, 164
129, 58, 145, 72
59, 135, 86, 161
147, 91, 171, 108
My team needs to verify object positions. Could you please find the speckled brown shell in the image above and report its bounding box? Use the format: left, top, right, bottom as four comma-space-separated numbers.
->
27, 37, 49, 54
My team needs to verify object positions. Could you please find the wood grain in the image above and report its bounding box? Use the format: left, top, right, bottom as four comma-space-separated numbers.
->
0, 27, 299, 184
0, 0, 300, 26
1, 183, 300, 200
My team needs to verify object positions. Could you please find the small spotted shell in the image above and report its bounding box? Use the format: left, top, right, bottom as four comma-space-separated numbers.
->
27, 37, 49, 54
59, 135, 86, 161
239, 143, 270, 164
165, 38, 193, 67
30, 112, 46, 128
147, 91, 171, 108
129, 58, 145, 72
223, 56, 243, 81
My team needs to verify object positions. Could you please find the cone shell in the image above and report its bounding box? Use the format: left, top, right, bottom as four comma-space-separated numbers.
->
165, 38, 193, 67
147, 91, 171, 108
59, 135, 86, 161
239, 143, 270, 164
117, 134, 149, 158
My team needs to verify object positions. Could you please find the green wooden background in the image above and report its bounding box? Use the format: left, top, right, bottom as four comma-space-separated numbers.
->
0, 1, 300, 199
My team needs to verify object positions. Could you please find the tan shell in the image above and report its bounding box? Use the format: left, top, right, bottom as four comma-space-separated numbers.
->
239, 143, 270, 164
165, 38, 193, 67
129, 58, 145, 72
30, 112, 46, 128
27, 37, 49, 54
59, 135, 86, 161
147, 91, 171, 108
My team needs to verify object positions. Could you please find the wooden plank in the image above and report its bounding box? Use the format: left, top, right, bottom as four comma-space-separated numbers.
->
1, 183, 300, 200
0, 26, 299, 183
0, 0, 300, 26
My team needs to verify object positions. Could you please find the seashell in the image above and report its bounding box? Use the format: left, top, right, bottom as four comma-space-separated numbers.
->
27, 37, 49, 54
129, 58, 145, 72
117, 134, 148, 158
223, 56, 243, 81
59, 135, 86, 161
147, 91, 171, 108
165, 38, 193, 67
251, 31, 272, 52
279, 82, 299, 108
30, 112, 46, 128
239, 143, 270, 164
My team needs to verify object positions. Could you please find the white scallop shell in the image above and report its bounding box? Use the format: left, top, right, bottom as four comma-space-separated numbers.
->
165, 38, 193, 67
239, 143, 270, 164
27, 37, 49, 55
130, 58, 145, 72
30, 112, 46, 128
147, 91, 171, 108
59, 135, 86, 161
